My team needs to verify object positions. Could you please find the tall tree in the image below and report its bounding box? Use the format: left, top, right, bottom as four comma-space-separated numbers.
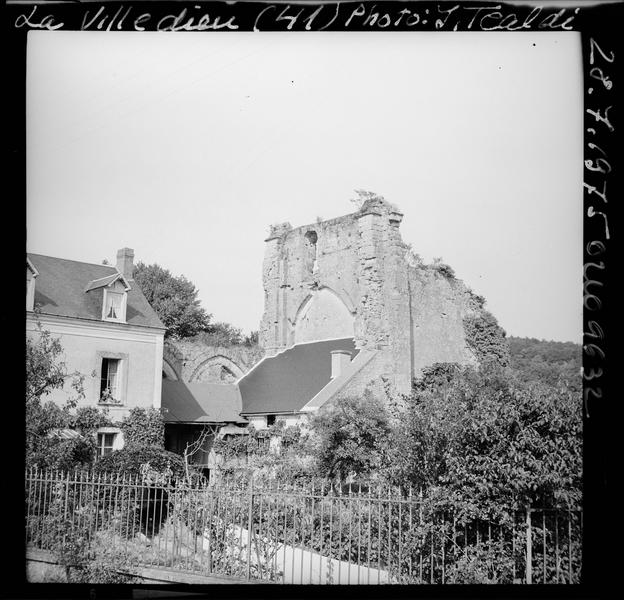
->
133, 262, 211, 338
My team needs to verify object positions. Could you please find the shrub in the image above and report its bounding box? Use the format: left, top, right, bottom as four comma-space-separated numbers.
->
71, 406, 112, 433
93, 445, 187, 478
431, 260, 456, 279
307, 393, 391, 481
120, 407, 165, 449
29, 435, 95, 472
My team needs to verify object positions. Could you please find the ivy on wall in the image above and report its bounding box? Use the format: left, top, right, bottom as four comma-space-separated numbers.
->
463, 311, 510, 367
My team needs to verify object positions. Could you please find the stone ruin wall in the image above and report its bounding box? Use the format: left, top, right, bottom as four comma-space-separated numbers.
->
407, 267, 480, 375
259, 197, 491, 397
163, 339, 265, 384
259, 198, 412, 377
259, 215, 360, 354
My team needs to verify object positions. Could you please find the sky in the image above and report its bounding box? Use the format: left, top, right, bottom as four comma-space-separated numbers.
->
26, 31, 582, 343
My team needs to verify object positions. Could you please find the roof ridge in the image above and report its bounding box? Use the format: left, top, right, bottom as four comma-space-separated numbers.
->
28, 252, 118, 269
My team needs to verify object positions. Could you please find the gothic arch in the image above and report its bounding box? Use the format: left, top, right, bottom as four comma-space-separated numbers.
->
291, 286, 356, 326
292, 286, 355, 344
189, 354, 245, 384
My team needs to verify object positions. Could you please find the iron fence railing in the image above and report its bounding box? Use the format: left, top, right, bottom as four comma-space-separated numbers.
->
25, 468, 582, 584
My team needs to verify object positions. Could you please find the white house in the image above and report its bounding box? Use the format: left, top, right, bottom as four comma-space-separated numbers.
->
26, 248, 166, 456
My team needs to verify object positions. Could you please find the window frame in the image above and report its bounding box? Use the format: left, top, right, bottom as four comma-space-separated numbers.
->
99, 357, 122, 404
97, 432, 116, 458
94, 351, 129, 406
102, 286, 127, 323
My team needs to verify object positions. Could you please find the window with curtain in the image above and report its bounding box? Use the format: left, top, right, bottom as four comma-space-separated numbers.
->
100, 358, 120, 403
104, 291, 124, 320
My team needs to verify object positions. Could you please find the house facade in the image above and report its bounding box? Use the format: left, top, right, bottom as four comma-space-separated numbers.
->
26, 248, 166, 456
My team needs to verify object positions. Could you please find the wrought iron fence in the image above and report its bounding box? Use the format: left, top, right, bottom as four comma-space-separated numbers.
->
25, 468, 582, 584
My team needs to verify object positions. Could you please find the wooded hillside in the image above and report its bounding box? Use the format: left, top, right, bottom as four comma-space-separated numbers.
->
508, 336, 581, 390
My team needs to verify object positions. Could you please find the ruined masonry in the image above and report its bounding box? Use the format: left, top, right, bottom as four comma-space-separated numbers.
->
259, 196, 488, 396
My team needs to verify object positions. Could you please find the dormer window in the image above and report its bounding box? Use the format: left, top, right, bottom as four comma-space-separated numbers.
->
104, 291, 124, 320
86, 272, 131, 323
102, 285, 127, 322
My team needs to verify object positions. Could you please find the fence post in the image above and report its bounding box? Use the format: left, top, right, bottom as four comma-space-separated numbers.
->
246, 476, 254, 581
525, 507, 532, 584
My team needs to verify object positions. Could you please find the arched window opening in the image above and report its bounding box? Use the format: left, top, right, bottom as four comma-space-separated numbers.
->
304, 230, 318, 274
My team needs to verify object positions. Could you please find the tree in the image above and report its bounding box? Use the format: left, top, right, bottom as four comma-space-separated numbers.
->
385, 362, 582, 520
26, 319, 83, 408
26, 318, 89, 466
307, 393, 391, 481
133, 262, 211, 338
181, 424, 219, 483
198, 321, 244, 346
244, 330, 259, 346
508, 337, 581, 391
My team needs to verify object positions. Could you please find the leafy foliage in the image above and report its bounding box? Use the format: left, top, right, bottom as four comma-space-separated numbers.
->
26, 316, 86, 409
93, 445, 188, 478
385, 362, 582, 519
464, 311, 510, 367
26, 322, 70, 405
133, 262, 258, 346
508, 336, 581, 391
211, 422, 316, 485
307, 393, 391, 481
244, 330, 260, 346
193, 322, 259, 347
120, 407, 165, 449
196, 324, 260, 347
32, 479, 141, 583
133, 262, 211, 338
430, 257, 456, 279
71, 406, 112, 433
26, 318, 104, 470
29, 435, 96, 472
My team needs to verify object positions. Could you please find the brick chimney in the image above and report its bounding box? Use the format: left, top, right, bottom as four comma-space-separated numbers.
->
116, 248, 134, 280
331, 350, 352, 379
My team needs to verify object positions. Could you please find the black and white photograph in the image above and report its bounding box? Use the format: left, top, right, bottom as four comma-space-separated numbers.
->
13, 0, 618, 591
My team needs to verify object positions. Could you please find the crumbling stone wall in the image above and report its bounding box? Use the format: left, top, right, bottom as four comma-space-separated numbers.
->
407, 266, 479, 375
259, 196, 506, 397
164, 339, 264, 384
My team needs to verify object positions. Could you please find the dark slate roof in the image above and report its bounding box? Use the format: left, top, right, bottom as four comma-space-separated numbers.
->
239, 338, 359, 415
28, 253, 165, 329
161, 380, 247, 424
